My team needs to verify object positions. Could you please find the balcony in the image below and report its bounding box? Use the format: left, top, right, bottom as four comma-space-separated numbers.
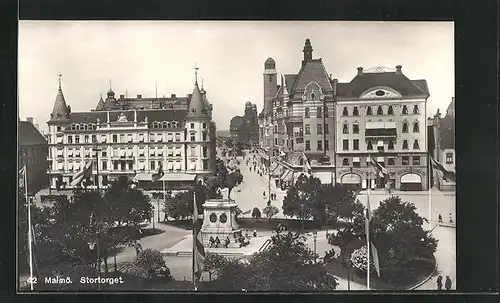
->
365, 121, 397, 138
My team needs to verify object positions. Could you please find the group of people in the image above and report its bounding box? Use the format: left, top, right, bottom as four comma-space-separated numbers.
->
437, 213, 454, 224
209, 236, 231, 249
263, 191, 277, 201
436, 275, 453, 290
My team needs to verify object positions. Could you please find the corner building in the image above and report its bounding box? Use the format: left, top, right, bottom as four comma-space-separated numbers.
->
335, 66, 430, 191
46, 77, 216, 190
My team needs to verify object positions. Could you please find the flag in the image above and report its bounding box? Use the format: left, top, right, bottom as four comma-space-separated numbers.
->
19, 166, 26, 191
368, 156, 388, 180
70, 161, 93, 187
365, 199, 381, 277
370, 242, 380, 278
193, 193, 205, 284
430, 156, 456, 182
365, 198, 371, 238
302, 153, 312, 174
152, 162, 164, 181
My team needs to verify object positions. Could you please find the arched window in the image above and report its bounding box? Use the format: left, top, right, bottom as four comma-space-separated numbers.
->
353, 107, 359, 116
152, 122, 158, 128
413, 122, 420, 133
402, 122, 408, 133
413, 105, 419, 114
403, 140, 409, 149
92, 124, 97, 130
413, 140, 420, 149
342, 107, 348, 116
342, 158, 349, 166
366, 106, 373, 116
342, 123, 349, 134
162, 122, 168, 128
402, 105, 408, 115
377, 106, 383, 115
367, 140, 373, 150
82, 124, 87, 130
388, 140, 394, 150
388, 106, 394, 115
75, 124, 80, 130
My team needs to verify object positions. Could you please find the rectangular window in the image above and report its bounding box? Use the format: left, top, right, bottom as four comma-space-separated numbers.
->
190, 123, 195, 129
203, 159, 209, 170
73, 136, 79, 144
203, 146, 208, 157
150, 134, 155, 142
190, 134, 195, 142
353, 124, 359, 134
92, 135, 97, 143
167, 147, 173, 156
157, 134, 163, 142
128, 134, 133, 142
446, 153, 453, 164
317, 107, 323, 118
402, 156, 409, 165
317, 124, 322, 135
150, 161, 155, 171
305, 107, 310, 118
139, 134, 144, 142
175, 133, 181, 142
305, 140, 311, 151
203, 123, 207, 129
113, 135, 118, 143
343, 140, 349, 151
353, 139, 359, 150
190, 146, 196, 157
388, 158, 395, 165
325, 140, 329, 150
413, 156, 421, 166
324, 106, 329, 117
113, 161, 119, 170
101, 135, 107, 143
84, 135, 89, 143
317, 140, 323, 151
101, 150, 107, 157
102, 161, 107, 171
120, 134, 125, 143
202, 132, 207, 141
305, 124, 310, 135
324, 124, 329, 134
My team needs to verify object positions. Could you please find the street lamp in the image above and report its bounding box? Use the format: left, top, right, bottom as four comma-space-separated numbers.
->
313, 231, 317, 261
92, 146, 101, 191
325, 205, 329, 239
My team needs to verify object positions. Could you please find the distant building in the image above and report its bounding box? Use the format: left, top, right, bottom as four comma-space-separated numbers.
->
229, 102, 259, 145
428, 97, 455, 191
46, 74, 216, 191
19, 118, 49, 194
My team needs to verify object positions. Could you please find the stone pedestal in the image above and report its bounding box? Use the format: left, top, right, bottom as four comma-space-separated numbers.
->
201, 198, 242, 248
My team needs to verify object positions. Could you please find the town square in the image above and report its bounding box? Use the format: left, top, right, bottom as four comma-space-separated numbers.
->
17, 21, 455, 292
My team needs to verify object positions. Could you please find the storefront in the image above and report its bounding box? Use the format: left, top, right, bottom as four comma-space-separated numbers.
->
341, 173, 362, 191
314, 172, 333, 187
400, 173, 423, 191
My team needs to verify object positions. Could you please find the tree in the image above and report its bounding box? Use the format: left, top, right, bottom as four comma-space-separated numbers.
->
203, 252, 229, 281
263, 205, 279, 220
208, 232, 338, 291
225, 170, 243, 199
134, 249, 172, 281
350, 245, 376, 274
282, 174, 322, 221
251, 207, 261, 219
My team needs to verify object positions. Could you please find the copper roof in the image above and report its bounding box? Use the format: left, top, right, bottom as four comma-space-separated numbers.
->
49, 87, 70, 123
187, 81, 211, 119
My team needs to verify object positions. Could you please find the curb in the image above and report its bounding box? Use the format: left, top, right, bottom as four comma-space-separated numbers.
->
408, 255, 438, 290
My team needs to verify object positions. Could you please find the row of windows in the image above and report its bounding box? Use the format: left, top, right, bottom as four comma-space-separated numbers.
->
56, 132, 208, 144
304, 140, 330, 151
66, 123, 98, 131
151, 121, 181, 129
53, 146, 208, 158
341, 121, 419, 134
341, 156, 422, 167
342, 139, 420, 151
304, 123, 329, 135
62, 121, 207, 132
304, 106, 329, 118
55, 159, 209, 171
341, 105, 420, 117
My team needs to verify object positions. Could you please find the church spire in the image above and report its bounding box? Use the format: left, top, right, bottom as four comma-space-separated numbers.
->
187, 66, 211, 120
49, 74, 70, 123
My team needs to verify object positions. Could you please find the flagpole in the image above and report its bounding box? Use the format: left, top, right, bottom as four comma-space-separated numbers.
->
428, 154, 432, 230
25, 166, 34, 291
161, 180, 165, 223
192, 191, 196, 291
366, 171, 370, 291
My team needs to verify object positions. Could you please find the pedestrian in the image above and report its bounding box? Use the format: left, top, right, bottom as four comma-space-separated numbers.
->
438, 214, 443, 223
449, 213, 453, 223
436, 275, 443, 290
225, 236, 230, 248
215, 236, 221, 248
445, 276, 452, 290
253, 230, 257, 237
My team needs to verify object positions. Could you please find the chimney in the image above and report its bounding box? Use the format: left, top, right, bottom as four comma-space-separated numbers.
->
357, 67, 363, 76
67, 105, 71, 114
120, 94, 125, 99
332, 79, 338, 95
171, 94, 176, 98
395, 65, 402, 75
137, 94, 142, 99
26, 117, 33, 124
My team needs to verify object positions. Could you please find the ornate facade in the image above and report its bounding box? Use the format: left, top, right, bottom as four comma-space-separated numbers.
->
46, 75, 216, 190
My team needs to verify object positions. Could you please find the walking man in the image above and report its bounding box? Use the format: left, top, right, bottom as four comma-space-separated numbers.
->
436, 275, 443, 290
445, 276, 452, 290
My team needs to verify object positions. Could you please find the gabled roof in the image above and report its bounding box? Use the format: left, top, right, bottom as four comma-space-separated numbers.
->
336, 71, 430, 99
95, 96, 105, 111
284, 74, 297, 91
49, 86, 70, 123
290, 59, 332, 94
19, 121, 47, 146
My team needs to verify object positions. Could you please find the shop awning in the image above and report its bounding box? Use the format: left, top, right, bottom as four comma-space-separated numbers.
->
342, 173, 361, 184
401, 173, 422, 183
159, 173, 197, 182
139, 162, 145, 170
74, 162, 80, 170
377, 156, 384, 162
121, 150, 126, 157
271, 165, 283, 177
269, 162, 279, 172
377, 141, 384, 147
353, 157, 360, 162
174, 162, 182, 170
282, 170, 294, 182
314, 172, 332, 184
167, 162, 174, 170
133, 173, 153, 181
67, 163, 73, 170
190, 162, 196, 170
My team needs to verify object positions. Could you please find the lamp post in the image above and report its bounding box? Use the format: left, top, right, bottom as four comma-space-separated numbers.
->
313, 231, 317, 261
346, 258, 351, 291
92, 146, 101, 191
88, 211, 101, 290
325, 205, 329, 239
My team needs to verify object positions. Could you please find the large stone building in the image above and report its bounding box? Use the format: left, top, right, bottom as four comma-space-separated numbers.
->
428, 97, 455, 191
259, 38, 431, 190
19, 118, 49, 194
46, 74, 217, 191
335, 66, 430, 191
230, 101, 259, 145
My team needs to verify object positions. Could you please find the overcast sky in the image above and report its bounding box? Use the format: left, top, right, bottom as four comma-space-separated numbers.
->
19, 21, 454, 133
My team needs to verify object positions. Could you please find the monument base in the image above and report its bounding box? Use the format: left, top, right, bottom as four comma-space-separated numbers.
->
201, 197, 243, 248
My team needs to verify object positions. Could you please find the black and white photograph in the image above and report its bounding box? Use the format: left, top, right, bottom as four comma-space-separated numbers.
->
17, 21, 455, 292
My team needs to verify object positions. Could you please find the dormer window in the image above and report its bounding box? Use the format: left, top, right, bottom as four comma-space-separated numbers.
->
413, 122, 420, 133
342, 123, 349, 134
311, 92, 316, 100
403, 140, 409, 149
402, 105, 408, 115
353, 107, 359, 116
413, 140, 420, 149
388, 106, 394, 115
402, 122, 408, 133
413, 105, 419, 114
367, 107, 373, 116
